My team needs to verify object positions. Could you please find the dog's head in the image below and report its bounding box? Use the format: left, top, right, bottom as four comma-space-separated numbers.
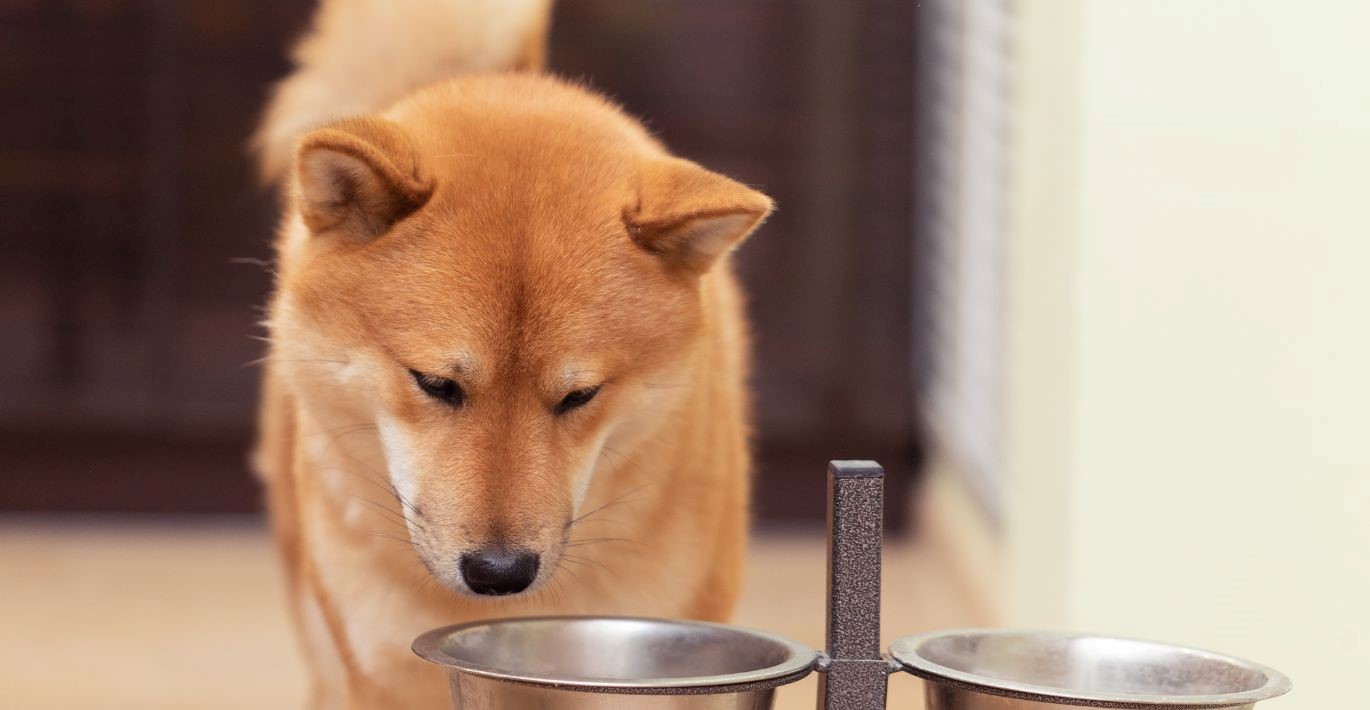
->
271, 77, 770, 597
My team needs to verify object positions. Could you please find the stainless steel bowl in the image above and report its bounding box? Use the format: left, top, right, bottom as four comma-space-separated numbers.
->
890, 629, 1292, 709
414, 616, 818, 709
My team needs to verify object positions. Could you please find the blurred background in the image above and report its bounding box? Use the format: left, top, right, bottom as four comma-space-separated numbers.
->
2, 1, 1366, 709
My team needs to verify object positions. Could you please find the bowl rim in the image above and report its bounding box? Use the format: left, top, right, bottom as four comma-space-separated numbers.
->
412, 615, 818, 695
889, 628, 1292, 709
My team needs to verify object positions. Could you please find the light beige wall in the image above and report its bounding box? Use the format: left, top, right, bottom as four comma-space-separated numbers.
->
1003, 1, 1370, 706
999, 0, 1085, 630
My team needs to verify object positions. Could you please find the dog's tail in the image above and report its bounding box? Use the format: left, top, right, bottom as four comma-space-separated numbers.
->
252, 0, 553, 185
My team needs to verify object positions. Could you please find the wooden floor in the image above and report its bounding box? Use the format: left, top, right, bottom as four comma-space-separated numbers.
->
0, 518, 987, 709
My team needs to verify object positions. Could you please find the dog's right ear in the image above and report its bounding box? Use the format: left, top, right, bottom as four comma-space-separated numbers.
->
294, 117, 434, 241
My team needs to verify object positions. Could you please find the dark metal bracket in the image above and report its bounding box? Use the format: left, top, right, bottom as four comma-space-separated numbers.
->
816, 460, 893, 710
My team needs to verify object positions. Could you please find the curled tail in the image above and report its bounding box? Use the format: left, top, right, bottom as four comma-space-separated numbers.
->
253, 0, 552, 184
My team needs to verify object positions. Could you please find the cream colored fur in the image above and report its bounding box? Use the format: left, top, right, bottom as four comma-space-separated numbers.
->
253, 0, 551, 183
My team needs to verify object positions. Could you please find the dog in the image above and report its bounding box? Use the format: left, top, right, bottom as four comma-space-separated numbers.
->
250, 0, 773, 706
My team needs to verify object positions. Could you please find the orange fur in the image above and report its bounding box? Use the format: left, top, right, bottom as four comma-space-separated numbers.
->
253, 3, 770, 708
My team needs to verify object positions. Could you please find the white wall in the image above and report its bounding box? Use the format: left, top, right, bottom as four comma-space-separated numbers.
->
1003, 2, 1370, 706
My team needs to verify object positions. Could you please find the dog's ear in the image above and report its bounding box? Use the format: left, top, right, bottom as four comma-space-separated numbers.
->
627, 158, 773, 274
294, 117, 434, 241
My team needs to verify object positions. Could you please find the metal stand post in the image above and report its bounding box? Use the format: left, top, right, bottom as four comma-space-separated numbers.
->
817, 460, 891, 710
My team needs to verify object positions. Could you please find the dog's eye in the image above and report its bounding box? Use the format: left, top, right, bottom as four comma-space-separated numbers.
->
409, 369, 464, 406
555, 386, 601, 415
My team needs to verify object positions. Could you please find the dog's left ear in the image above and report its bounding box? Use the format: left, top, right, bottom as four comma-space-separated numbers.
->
627, 158, 773, 274
295, 117, 434, 242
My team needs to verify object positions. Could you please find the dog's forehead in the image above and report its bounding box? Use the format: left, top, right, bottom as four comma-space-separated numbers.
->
401, 206, 640, 306
359, 211, 669, 366
319, 105, 691, 373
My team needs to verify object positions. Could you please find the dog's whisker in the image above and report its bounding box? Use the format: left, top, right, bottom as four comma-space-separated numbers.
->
560, 554, 619, 580
229, 256, 275, 269
351, 495, 418, 531
336, 451, 424, 516
566, 516, 635, 531
564, 536, 640, 548
310, 422, 378, 440
322, 468, 428, 531
600, 445, 660, 484
567, 480, 654, 528
316, 438, 426, 518
567, 499, 644, 531
559, 564, 586, 589
363, 530, 415, 547
319, 465, 392, 496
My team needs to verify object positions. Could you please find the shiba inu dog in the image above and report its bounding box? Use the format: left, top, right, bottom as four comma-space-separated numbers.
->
251, 0, 772, 706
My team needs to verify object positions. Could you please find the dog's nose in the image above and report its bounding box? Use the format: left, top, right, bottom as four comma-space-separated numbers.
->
459, 548, 540, 596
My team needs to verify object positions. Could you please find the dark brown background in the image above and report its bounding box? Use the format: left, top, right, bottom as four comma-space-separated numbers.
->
0, 0, 920, 529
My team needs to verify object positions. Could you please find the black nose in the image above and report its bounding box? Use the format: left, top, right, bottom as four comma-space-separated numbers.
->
459, 548, 540, 596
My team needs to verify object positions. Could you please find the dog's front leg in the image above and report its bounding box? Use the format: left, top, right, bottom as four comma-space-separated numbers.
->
290, 560, 365, 709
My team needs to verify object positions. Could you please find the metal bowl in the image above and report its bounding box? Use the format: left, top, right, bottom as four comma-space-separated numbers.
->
890, 629, 1292, 709
414, 616, 817, 709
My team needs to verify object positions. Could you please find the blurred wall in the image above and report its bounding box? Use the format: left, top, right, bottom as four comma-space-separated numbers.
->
0, 1, 922, 526
1002, 1, 1369, 706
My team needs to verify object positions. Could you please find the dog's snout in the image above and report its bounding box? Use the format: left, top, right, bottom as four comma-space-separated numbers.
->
459, 548, 540, 596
